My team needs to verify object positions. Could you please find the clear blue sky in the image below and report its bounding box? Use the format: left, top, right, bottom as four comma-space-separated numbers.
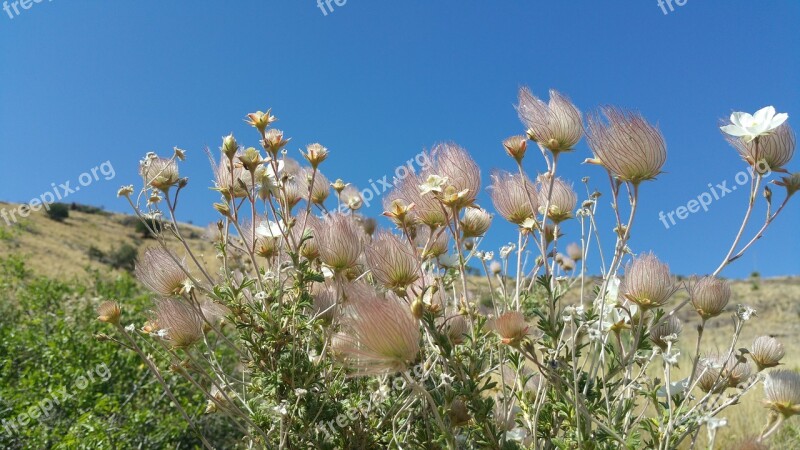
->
1, 1, 798, 278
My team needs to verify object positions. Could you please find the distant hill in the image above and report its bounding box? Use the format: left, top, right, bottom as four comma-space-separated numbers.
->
0, 201, 219, 280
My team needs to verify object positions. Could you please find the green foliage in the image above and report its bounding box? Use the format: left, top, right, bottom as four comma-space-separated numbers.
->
44, 203, 70, 222
0, 256, 239, 449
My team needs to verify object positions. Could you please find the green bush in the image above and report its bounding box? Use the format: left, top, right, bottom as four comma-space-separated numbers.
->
0, 256, 239, 449
106, 244, 138, 271
44, 203, 70, 222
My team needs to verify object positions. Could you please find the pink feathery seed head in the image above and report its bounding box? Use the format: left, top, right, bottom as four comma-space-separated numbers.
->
293, 211, 322, 261
586, 107, 667, 184
727, 122, 796, 172
318, 213, 364, 272
621, 253, 677, 310
210, 152, 253, 199
140, 156, 180, 192
332, 295, 421, 377
414, 226, 450, 259
310, 281, 339, 324
649, 315, 682, 350
516, 87, 583, 154
493, 311, 529, 346
300, 168, 331, 205
365, 231, 420, 292
460, 207, 492, 238
441, 314, 469, 345
134, 247, 190, 296
431, 143, 481, 209
503, 135, 528, 163
199, 300, 229, 331
750, 335, 786, 371
386, 171, 449, 227
488, 171, 538, 225
154, 298, 204, 348
566, 242, 582, 261
764, 370, 800, 417
535, 174, 577, 223
97, 301, 121, 325
357, 216, 377, 236
690, 276, 731, 321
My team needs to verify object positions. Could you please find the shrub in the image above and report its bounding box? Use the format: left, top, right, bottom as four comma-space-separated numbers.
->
106, 244, 138, 271
100, 101, 799, 449
44, 203, 70, 222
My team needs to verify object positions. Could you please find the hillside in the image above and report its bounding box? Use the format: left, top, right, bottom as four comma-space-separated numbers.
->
0, 201, 219, 280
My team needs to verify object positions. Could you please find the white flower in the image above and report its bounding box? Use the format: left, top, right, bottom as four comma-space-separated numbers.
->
738, 305, 757, 321
657, 378, 689, 398
294, 388, 308, 397
272, 402, 288, 416
500, 243, 516, 259
482, 251, 494, 261
721, 106, 788, 143
437, 253, 459, 268
255, 221, 284, 238
419, 174, 448, 195
124, 324, 136, 332
662, 350, 681, 367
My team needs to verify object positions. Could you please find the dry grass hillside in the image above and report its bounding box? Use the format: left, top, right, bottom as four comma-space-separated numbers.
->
0, 201, 220, 280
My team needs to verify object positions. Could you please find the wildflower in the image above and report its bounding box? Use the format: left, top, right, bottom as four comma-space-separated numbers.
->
750, 336, 785, 371
586, 107, 667, 184
117, 185, 134, 198
365, 232, 420, 292
690, 276, 730, 321
620, 253, 676, 310
317, 214, 364, 272
333, 296, 420, 377
415, 227, 449, 259
140, 157, 180, 192
221, 134, 239, 159
441, 314, 469, 345
489, 261, 502, 275
566, 242, 582, 261
720, 106, 788, 143
154, 298, 204, 348
340, 185, 363, 211
430, 143, 481, 209
774, 172, 800, 196
263, 128, 290, 155
310, 281, 338, 324
503, 135, 528, 163
419, 174, 449, 196
764, 370, 800, 418
237, 147, 264, 173
516, 88, 583, 153
558, 256, 576, 272
211, 154, 253, 199
649, 315, 683, 350
302, 143, 329, 168
493, 311, 529, 346
727, 122, 795, 171
245, 109, 277, 132
388, 173, 449, 227
96, 301, 121, 325
696, 354, 752, 393
460, 207, 492, 238
536, 174, 577, 223
488, 171, 538, 225
301, 168, 330, 205
134, 248, 190, 296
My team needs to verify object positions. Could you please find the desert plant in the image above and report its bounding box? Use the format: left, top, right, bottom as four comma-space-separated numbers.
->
95, 100, 798, 449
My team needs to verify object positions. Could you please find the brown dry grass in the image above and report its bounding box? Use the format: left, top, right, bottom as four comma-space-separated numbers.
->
0, 201, 220, 280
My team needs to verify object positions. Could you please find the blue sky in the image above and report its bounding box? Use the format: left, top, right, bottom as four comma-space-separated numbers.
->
1, 1, 798, 278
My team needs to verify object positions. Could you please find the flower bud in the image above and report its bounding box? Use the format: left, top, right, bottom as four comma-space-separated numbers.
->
503, 135, 528, 163
690, 276, 730, 321
97, 301, 121, 325
222, 134, 239, 159
303, 143, 329, 168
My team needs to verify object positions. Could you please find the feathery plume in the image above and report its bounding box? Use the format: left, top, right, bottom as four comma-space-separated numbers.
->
333, 296, 420, 377
318, 214, 364, 272
134, 247, 190, 296
621, 253, 676, 309
365, 232, 420, 292
517, 88, 583, 153
97, 301, 121, 325
649, 315, 682, 350
586, 107, 667, 184
460, 207, 492, 238
726, 122, 795, 171
536, 174, 577, 223
751, 336, 786, 371
488, 171, 538, 225
764, 370, 800, 418
430, 143, 481, 209
690, 276, 731, 320
154, 298, 204, 348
